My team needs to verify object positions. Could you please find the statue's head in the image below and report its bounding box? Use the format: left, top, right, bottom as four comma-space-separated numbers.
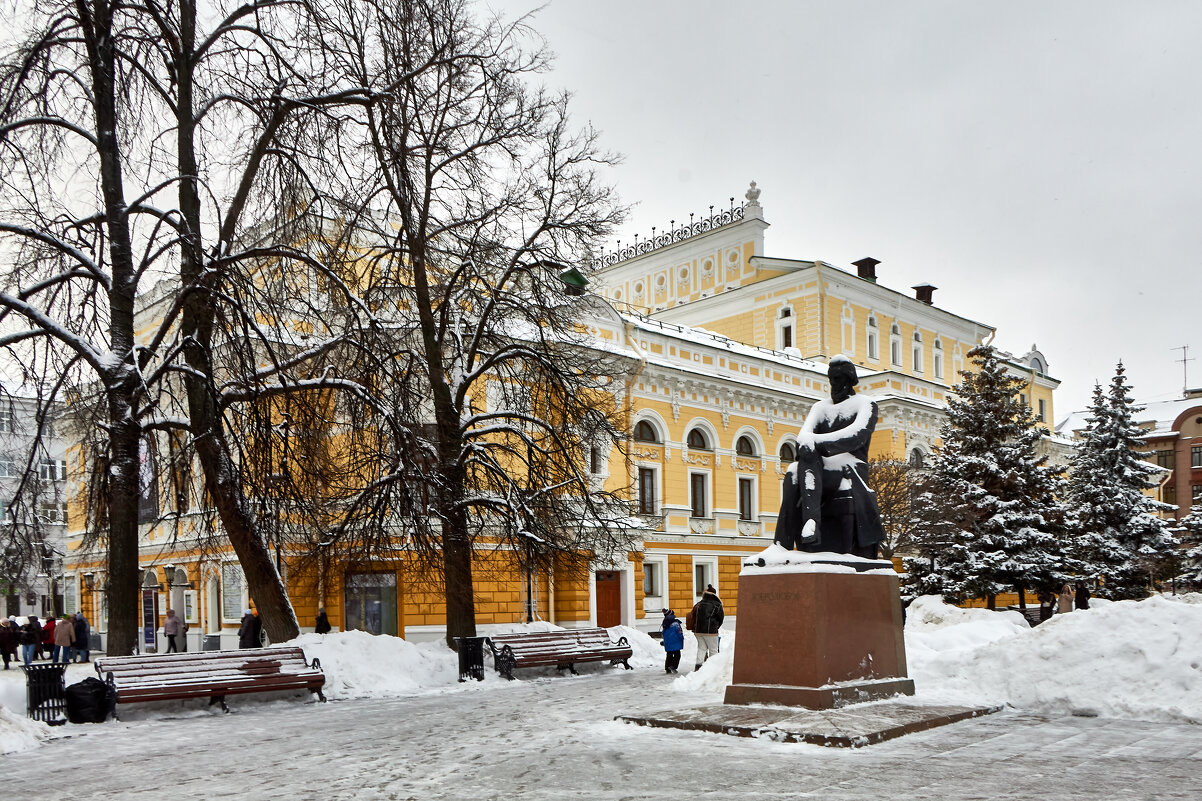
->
828, 356, 858, 403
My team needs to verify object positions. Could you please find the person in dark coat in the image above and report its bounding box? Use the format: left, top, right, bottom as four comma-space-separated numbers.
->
0, 618, 17, 669
314, 608, 331, 634
1075, 582, 1091, 610
18, 617, 39, 665
660, 609, 683, 674
73, 613, 91, 662
238, 609, 262, 648
1037, 589, 1055, 622
691, 585, 724, 671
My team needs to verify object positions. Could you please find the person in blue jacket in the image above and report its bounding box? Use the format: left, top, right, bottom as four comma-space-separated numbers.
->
661, 608, 684, 674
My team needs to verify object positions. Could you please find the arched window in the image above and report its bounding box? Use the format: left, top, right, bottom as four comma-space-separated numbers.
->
736, 435, 756, 457
909, 449, 925, 469
686, 428, 709, 450
633, 420, 658, 443
779, 442, 797, 463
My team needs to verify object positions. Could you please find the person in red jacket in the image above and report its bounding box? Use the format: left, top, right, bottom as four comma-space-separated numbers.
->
40, 616, 56, 660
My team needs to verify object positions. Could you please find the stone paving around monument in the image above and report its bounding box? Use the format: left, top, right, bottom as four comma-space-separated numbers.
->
1, 668, 1199, 800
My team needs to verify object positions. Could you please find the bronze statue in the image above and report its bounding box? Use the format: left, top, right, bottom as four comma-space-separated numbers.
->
776, 356, 884, 558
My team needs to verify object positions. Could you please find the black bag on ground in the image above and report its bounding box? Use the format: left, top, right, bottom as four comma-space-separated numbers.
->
66, 677, 111, 723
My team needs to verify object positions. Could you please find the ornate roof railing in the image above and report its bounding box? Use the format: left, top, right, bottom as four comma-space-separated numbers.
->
592, 198, 746, 269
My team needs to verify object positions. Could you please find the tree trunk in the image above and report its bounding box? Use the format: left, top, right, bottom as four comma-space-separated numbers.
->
441, 505, 476, 649
175, 0, 298, 644
80, 0, 141, 655
986, 593, 996, 610
1017, 587, 1027, 610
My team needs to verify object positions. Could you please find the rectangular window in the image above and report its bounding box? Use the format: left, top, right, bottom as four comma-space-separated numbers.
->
781, 325, 792, 349
693, 559, 716, 598
738, 477, 754, 521
1193, 446, 1202, 468
221, 564, 244, 621
1020, 393, 1028, 408
690, 473, 707, 518
1157, 450, 1174, 469
1038, 399, 1047, 422
867, 332, 878, 361
39, 502, 68, 524
39, 459, 66, 481
1194, 484, 1202, 503
0, 406, 13, 433
637, 467, 656, 515
891, 340, 901, 366
913, 345, 923, 373
0, 457, 17, 478
643, 562, 659, 597
589, 446, 601, 474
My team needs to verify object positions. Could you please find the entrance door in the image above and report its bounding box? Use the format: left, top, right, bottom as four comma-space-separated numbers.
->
344, 572, 398, 636
595, 571, 621, 628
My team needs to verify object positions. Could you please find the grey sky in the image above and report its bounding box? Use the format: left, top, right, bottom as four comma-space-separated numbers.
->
489, 0, 1201, 421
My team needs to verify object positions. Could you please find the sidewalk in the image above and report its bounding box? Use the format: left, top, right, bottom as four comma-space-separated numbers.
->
2, 668, 1200, 800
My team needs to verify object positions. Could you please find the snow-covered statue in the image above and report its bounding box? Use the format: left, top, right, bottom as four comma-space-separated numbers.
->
776, 355, 885, 558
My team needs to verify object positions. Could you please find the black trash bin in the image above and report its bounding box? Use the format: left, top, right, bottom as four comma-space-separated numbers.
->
454, 636, 488, 682
22, 663, 67, 724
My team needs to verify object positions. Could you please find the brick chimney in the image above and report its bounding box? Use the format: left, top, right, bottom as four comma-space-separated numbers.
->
852, 257, 880, 283
912, 283, 937, 305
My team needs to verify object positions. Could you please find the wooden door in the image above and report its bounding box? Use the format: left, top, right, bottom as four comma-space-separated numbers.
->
595, 571, 621, 628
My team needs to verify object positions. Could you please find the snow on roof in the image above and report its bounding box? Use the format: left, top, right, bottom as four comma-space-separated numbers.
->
1056, 394, 1202, 439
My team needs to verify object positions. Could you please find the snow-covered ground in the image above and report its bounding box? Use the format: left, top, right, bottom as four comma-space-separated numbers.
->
3, 593, 1201, 756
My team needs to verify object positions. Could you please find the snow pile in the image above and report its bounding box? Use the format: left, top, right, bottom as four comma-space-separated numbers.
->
907, 594, 1202, 722
290, 630, 459, 699
0, 705, 51, 755
671, 629, 736, 695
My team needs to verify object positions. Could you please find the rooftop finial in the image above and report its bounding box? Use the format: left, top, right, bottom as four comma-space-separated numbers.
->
745, 180, 761, 206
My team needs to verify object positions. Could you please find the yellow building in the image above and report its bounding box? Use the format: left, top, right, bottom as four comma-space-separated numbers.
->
62, 184, 1064, 648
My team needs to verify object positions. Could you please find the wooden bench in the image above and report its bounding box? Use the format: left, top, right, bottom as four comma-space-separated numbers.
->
95, 646, 326, 719
486, 628, 633, 680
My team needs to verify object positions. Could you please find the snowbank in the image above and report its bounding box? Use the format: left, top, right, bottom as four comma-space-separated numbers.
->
907, 593, 1202, 722
0, 705, 51, 755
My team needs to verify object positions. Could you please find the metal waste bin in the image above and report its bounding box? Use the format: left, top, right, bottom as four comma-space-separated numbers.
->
22, 663, 67, 724
454, 636, 488, 682
203, 633, 223, 651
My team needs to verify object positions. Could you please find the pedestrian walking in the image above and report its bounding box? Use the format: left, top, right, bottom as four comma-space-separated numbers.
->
1058, 583, 1074, 615
73, 613, 90, 662
40, 616, 56, 660
18, 617, 38, 666
690, 584, 724, 671
0, 618, 17, 669
238, 609, 262, 649
1075, 582, 1091, 611
53, 614, 74, 663
164, 609, 182, 653
314, 608, 331, 634
660, 609, 683, 674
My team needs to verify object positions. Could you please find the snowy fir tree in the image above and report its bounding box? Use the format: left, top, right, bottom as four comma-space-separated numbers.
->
905, 344, 1065, 608
1176, 506, 1202, 585
1063, 363, 1177, 599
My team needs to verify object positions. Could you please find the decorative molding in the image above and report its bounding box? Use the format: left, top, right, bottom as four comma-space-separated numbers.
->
631, 448, 658, 460
593, 202, 746, 269
682, 454, 709, 465
737, 521, 762, 537
689, 518, 715, 535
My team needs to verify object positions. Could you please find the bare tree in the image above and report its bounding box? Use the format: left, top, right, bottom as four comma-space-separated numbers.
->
866, 458, 918, 559
304, 0, 636, 645
0, 0, 384, 646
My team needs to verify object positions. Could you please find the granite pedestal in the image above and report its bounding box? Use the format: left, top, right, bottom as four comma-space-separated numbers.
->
723, 564, 914, 709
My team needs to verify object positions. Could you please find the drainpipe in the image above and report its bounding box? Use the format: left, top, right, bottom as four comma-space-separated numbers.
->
815, 262, 827, 359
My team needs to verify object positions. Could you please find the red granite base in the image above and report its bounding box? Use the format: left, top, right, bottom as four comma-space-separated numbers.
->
725, 568, 912, 710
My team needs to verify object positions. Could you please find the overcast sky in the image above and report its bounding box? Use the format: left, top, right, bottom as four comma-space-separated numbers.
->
489, 0, 1200, 422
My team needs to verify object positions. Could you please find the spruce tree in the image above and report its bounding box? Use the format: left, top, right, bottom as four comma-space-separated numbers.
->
1177, 507, 1202, 585
1063, 362, 1177, 599
905, 344, 1065, 608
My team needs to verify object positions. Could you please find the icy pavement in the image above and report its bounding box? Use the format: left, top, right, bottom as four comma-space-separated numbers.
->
2, 668, 1200, 800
